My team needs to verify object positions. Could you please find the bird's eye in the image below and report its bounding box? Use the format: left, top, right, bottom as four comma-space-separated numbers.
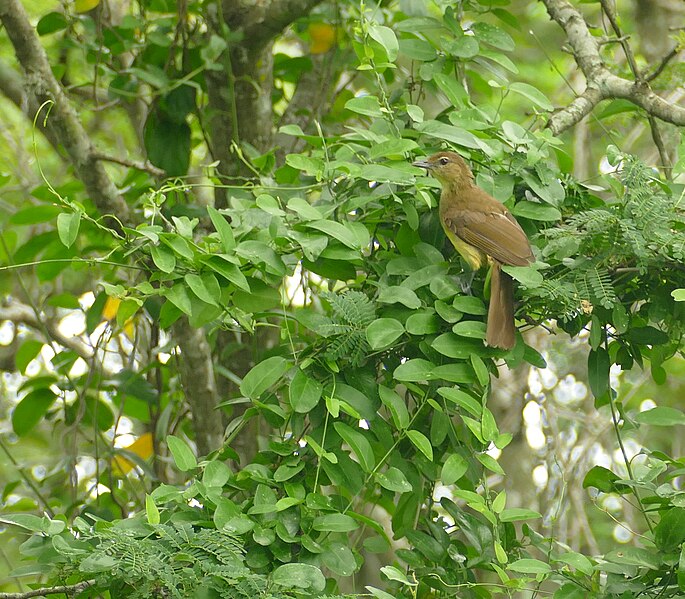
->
439, 157, 449, 165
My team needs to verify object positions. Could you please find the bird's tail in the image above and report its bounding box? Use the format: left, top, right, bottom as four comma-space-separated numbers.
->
486, 263, 516, 350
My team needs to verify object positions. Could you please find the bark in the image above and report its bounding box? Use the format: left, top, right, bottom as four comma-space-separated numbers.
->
173, 318, 224, 457
542, 0, 685, 135
0, 0, 131, 226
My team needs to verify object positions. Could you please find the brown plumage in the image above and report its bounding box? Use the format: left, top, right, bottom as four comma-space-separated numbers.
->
412, 151, 534, 349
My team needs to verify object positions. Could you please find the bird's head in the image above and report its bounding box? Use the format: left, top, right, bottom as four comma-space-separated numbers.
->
412, 151, 474, 188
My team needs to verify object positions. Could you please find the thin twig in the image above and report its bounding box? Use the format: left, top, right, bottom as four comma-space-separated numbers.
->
645, 47, 681, 83
0, 580, 95, 599
91, 151, 166, 178
647, 115, 673, 181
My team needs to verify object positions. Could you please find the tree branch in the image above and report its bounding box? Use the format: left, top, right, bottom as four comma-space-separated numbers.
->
541, 0, 685, 133
547, 86, 604, 135
0, 299, 100, 369
0, 580, 95, 599
0, 0, 131, 226
91, 151, 167, 178
645, 47, 681, 82
224, 0, 324, 51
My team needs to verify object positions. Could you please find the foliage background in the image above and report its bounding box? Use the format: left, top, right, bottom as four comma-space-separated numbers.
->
0, 0, 684, 597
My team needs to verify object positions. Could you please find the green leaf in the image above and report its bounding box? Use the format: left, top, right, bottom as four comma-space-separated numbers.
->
185, 273, 221, 307
406, 312, 440, 335
204, 255, 250, 291
235, 240, 286, 275
202, 461, 231, 488
672, 289, 685, 301
433, 73, 469, 104
15, 340, 44, 374
368, 25, 399, 61
501, 265, 544, 287
166, 435, 197, 471
150, 244, 176, 273
144, 110, 190, 176
500, 508, 542, 522
438, 386, 481, 416
508, 82, 554, 111
381, 565, 416, 585
554, 552, 593, 575
320, 541, 357, 576
164, 284, 192, 316
445, 36, 479, 59
377, 286, 421, 309
511, 201, 561, 221
635, 406, 685, 426
376, 467, 413, 493
432, 363, 475, 384
367, 138, 418, 160
471, 22, 515, 51
10, 204, 62, 225
366, 318, 404, 349
333, 422, 375, 472
441, 453, 468, 485
345, 96, 383, 117
393, 358, 435, 382
452, 321, 486, 339
416, 120, 481, 150
627, 326, 669, 345
241, 356, 290, 400
207, 206, 235, 253
272, 564, 326, 591
37, 11, 68, 35
508, 558, 551, 574
289, 368, 323, 413
160, 233, 194, 260
312, 513, 359, 532
582, 465, 620, 493
0, 514, 45, 532
57, 211, 81, 248
145, 494, 160, 525
452, 296, 487, 315
604, 547, 660, 570
12, 388, 57, 436
304, 220, 369, 250
378, 385, 410, 429
286, 154, 324, 177
287, 197, 323, 221
407, 430, 433, 461
470, 354, 490, 387
654, 508, 685, 551
476, 452, 504, 475
587, 347, 609, 398
433, 333, 482, 359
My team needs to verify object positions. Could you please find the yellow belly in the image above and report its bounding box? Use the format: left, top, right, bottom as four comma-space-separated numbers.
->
443, 225, 485, 270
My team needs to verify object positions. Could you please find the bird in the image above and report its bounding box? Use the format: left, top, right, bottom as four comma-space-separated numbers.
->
412, 151, 534, 350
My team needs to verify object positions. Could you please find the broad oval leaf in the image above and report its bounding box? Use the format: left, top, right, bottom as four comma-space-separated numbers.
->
272, 563, 326, 591
166, 435, 197, 471
441, 453, 468, 485
366, 318, 404, 349
635, 406, 685, 426
368, 25, 399, 61
333, 422, 375, 472
289, 368, 323, 413
241, 356, 290, 400
393, 358, 435, 382
407, 429, 433, 461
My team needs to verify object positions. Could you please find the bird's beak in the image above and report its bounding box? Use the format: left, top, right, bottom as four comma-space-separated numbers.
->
412, 159, 432, 170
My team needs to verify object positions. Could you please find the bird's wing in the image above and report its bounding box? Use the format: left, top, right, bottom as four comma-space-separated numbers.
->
444, 209, 534, 266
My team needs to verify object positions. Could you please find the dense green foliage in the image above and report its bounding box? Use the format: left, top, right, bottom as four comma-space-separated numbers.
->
1, 0, 684, 598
